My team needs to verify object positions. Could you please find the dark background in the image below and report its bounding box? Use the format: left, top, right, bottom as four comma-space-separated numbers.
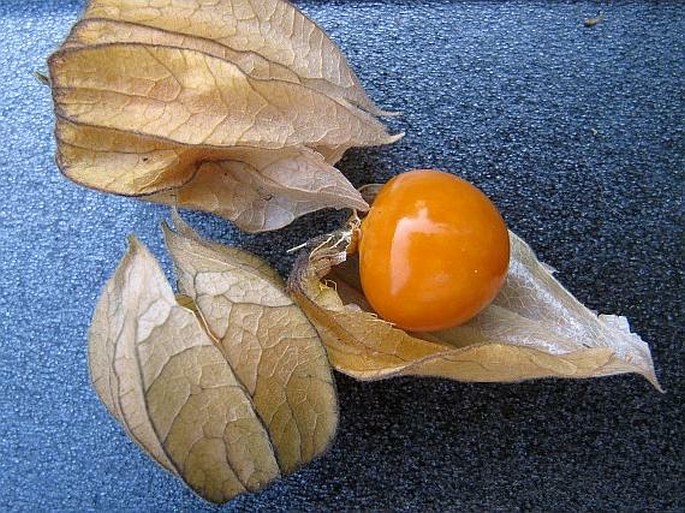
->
1, 1, 682, 511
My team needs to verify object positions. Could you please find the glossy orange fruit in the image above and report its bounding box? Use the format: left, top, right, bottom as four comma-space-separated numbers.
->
358, 169, 510, 332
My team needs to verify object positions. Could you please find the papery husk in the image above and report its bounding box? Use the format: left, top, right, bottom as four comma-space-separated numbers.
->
88, 217, 338, 503
48, 0, 400, 232
288, 225, 662, 390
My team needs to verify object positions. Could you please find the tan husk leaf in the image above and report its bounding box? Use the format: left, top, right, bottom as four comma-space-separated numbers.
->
79, 0, 389, 115
148, 155, 369, 233
48, 0, 400, 231
163, 215, 338, 473
88, 221, 337, 503
49, 43, 397, 150
287, 226, 662, 390
55, 117, 368, 232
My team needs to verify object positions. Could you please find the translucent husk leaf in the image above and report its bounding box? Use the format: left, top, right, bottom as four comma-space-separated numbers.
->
80, 0, 390, 115
49, 44, 398, 150
163, 215, 338, 472
56, 118, 368, 232
287, 225, 662, 390
148, 156, 368, 233
88, 219, 338, 503
48, 0, 400, 231
62, 19, 302, 86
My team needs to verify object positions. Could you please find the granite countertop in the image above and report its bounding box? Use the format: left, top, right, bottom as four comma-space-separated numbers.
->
1, 1, 682, 511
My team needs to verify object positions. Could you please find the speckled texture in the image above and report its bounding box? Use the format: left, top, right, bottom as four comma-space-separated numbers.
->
1, 1, 683, 511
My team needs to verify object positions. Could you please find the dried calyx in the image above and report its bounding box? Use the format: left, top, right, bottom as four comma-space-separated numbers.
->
287, 197, 662, 390
47, 0, 400, 232
89, 215, 338, 503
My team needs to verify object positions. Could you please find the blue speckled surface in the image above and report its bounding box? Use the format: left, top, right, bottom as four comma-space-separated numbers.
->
1, 1, 683, 511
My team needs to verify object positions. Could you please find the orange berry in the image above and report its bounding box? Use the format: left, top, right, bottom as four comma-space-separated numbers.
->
358, 169, 510, 332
